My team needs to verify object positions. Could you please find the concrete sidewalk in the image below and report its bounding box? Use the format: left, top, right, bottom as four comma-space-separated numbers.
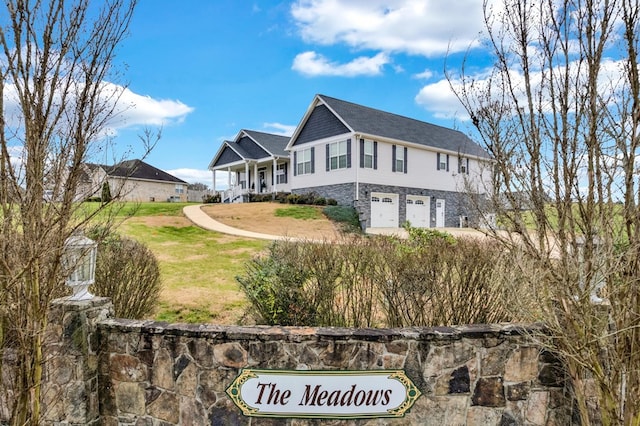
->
184, 204, 484, 241
183, 204, 283, 240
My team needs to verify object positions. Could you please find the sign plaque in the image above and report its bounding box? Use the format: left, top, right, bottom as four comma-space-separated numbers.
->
226, 369, 421, 419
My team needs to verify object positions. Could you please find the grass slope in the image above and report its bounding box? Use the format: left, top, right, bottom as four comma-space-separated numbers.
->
115, 202, 267, 323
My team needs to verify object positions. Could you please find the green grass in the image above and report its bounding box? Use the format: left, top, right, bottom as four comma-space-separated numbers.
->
274, 205, 323, 220
111, 202, 268, 323
115, 201, 194, 217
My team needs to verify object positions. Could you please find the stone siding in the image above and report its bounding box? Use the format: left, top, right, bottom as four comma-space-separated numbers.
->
292, 183, 355, 206
1, 298, 573, 425
294, 183, 476, 228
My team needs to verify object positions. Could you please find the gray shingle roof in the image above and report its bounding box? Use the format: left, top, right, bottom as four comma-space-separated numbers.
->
244, 130, 289, 157
318, 94, 489, 158
104, 159, 187, 184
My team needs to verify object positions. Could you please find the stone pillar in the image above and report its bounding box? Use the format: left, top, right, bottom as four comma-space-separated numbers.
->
43, 297, 113, 425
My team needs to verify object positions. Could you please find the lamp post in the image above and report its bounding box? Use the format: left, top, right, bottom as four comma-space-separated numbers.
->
63, 234, 97, 301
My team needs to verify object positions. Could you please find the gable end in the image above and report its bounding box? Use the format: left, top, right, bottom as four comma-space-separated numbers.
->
212, 146, 242, 167
293, 104, 350, 146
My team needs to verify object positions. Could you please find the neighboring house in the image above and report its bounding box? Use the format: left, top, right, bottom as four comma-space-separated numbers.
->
208, 129, 290, 203
83, 159, 188, 202
286, 94, 493, 228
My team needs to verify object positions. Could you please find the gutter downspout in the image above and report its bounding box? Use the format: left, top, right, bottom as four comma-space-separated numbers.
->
354, 133, 359, 203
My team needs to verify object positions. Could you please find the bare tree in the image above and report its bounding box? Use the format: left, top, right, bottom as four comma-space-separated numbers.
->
0, 1, 154, 424
450, 0, 640, 423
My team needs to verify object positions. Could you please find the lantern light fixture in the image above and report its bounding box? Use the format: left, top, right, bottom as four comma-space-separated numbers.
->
63, 234, 98, 301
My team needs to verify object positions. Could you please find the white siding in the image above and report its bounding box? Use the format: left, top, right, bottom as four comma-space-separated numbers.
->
290, 136, 491, 195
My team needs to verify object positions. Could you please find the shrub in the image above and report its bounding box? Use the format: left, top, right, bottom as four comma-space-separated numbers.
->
90, 233, 161, 319
203, 193, 221, 203
236, 229, 520, 327
236, 241, 316, 325
323, 205, 362, 233
101, 181, 112, 203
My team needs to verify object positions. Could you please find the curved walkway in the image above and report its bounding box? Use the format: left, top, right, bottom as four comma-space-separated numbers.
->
183, 204, 283, 240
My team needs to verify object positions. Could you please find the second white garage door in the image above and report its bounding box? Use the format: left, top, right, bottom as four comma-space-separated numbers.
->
370, 192, 399, 228
406, 195, 430, 228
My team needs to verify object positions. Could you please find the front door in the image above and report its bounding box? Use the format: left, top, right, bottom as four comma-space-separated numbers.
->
435, 199, 446, 228
258, 169, 266, 193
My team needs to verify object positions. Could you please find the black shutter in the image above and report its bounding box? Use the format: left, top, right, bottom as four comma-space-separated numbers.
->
437, 153, 441, 170
347, 139, 352, 168
284, 163, 288, 183
360, 139, 365, 168
311, 147, 315, 173
466, 158, 469, 174
446, 154, 449, 172
392, 145, 397, 172
373, 141, 378, 169
458, 157, 462, 173
293, 151, 297, 176
326, 144, 330, 171
403, 147, 408, 173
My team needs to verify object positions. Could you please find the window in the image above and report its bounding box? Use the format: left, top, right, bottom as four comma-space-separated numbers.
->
371, 196, 380, 202
296, 148, 313, 175
437, 153, 449, 171
392, 145, 408, 173
458, 157, 469, 174
328, 140, 349, 171
382, 197, 393, 203
276, 163, 287, 184
360, 139, 377, 169
175, 184, 184, 194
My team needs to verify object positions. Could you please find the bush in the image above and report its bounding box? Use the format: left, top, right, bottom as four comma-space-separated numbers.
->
202, 193, 221, 203
236, 228, 521, 327
323, 205, 361, 233
236, 241, 316, 325
90, 233, 161, 319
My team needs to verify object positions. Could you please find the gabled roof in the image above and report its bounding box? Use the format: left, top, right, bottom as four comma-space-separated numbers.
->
287, 94, 490, 158
102, 159, 187, 184
209, 129, 290, 170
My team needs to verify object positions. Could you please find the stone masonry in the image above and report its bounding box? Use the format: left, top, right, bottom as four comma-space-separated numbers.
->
96, 319, 571, 425
1, 298, 573, 425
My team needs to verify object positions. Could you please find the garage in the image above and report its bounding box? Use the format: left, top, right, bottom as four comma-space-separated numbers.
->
370, 192, 399, 228
406, 195, 430, 228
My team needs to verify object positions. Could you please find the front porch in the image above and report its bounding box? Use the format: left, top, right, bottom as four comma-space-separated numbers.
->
212, 159, 290, 203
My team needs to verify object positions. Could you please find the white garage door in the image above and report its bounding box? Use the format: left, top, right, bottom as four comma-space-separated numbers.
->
370, 192, 399, 228
406, 195, 430, 228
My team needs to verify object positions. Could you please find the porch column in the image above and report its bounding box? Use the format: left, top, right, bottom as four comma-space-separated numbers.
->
227, 167, 231, 188
245, 163, 249, 190
272, 158, 277, 193
212, 170, 216, 192
253, 163, 258, 192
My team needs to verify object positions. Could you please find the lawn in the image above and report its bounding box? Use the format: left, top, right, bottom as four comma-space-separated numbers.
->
112, 202, 268, 324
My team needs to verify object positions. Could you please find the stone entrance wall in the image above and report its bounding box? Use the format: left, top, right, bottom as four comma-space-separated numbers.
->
3, 298, 573, 425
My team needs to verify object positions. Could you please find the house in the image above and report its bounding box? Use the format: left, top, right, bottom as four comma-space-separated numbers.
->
285, 94, 492, 229
208, 94, 492, 228
208, 129, 290, 203
83, 159, 188, 202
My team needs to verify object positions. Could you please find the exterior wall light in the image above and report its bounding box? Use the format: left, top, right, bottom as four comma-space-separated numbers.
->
63, 234, 97, 301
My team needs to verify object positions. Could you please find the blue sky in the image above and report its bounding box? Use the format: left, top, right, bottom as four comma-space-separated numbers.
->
111, 0, 493, 186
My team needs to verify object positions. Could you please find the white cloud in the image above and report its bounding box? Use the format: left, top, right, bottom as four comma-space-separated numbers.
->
415, 78, 469, 120
107, 84, 195, 130
292, 51, 389, 76
413, 69, 434, 80
166, 168, 213, 185
291, 0, 485, 57
263, 122, 296, 136
2, 78, 194, 140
